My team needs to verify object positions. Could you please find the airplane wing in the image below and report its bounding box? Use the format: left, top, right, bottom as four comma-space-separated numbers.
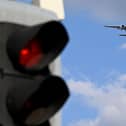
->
104, 25, 121, 29
119, 34, 126, 36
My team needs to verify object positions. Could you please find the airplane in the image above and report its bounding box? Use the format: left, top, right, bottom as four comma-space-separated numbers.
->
104, 25, 126, 36
104, 25, 126, 31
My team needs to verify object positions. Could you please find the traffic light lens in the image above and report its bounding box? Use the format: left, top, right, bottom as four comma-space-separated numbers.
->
19, 39, 43, 68
20, 49, 30, 56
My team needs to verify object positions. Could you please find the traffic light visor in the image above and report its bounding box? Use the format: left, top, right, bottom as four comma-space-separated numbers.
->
6, 76, 69, 125
7, 21, 69, 74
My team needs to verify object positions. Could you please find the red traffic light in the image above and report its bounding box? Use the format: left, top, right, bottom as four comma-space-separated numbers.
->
7, 21, 69, 75
19, 39, 44, 68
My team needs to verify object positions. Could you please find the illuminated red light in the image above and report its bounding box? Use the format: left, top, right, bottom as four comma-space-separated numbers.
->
20, 49, 30, 56
19, 39, 43, 68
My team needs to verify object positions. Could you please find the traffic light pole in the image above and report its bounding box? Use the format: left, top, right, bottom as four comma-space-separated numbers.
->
49, 57, 62, 126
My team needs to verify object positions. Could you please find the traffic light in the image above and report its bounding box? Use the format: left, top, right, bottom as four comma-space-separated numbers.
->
5, 20, 70, 126
0, 1, 70, 126
7, 75, 69, 126
7, 21, 68, 75
6, 21, 69, 126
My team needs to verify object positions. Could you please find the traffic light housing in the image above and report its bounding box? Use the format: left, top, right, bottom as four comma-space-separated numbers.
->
5, 20, 69, 126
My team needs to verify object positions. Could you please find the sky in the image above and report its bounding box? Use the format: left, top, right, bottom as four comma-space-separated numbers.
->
15, 0, 126, 126
62, 0, 126, 126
